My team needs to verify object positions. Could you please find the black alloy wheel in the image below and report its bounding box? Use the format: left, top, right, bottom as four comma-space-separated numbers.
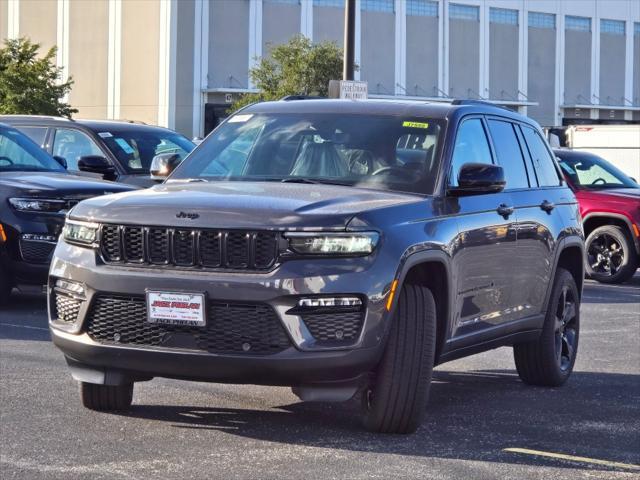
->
554, 284, 578, 372
585, 225, 638, 284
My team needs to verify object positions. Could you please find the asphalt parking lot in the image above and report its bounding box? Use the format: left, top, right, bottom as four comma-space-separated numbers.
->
1, 276, 638, 479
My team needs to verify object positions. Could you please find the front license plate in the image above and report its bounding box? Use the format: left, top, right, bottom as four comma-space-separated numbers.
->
146, 291, 206, 327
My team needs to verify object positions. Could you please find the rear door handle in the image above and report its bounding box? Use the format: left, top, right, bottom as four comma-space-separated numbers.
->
497, 204, 514, 218
540, 200, 555, 213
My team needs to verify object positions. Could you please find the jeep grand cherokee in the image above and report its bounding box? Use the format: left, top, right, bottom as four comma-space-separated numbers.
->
49, 99, 584, 433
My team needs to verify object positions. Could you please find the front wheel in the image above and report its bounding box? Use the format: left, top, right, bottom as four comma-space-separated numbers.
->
361, 284, 436, 434
586, 225, 638, 284
0, 267, 13, 306
513, 268, 580, 386
80, 382, 134, 411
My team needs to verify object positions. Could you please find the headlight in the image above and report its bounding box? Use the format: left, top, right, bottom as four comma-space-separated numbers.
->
9, 197, 67, 212
286, 232, 379, 255
63, 220, 99, 246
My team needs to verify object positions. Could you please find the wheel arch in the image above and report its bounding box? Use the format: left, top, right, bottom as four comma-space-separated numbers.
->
394, 250, 453, 365
548, 237, 585, 309
583, 213, 640, 255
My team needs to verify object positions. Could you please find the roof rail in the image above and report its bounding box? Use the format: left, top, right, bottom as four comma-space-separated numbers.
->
451, 99, 513, 111
280, 95, 324, 101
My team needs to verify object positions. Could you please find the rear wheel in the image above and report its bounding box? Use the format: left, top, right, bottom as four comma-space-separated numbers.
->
513, 268, 579, 386
361, 284, 436, 434
80, 382, 134, 411
586, 225, 638, 284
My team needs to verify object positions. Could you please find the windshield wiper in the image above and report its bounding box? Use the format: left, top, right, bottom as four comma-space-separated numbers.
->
281, 177, 321, 184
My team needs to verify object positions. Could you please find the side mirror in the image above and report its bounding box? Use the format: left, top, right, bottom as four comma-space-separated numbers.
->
150, 153, 181, 181
78, 155, 115, 179
53, 155, 67, 169
448, 163, 506, 196
630, 177, 637, 184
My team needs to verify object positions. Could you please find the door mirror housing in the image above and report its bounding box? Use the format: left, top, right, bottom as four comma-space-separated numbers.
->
53, 155, 67, 169
77, 155, 115, 179
448, 163, 506, 196
150, 153, 181, 181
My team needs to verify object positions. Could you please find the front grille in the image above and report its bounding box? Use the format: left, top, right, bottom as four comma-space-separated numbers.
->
302, 311, 365, 343
54, 292, 82, 324
100, 225, 279, 271
86, 295, 291, 355
19, 240, 56, 263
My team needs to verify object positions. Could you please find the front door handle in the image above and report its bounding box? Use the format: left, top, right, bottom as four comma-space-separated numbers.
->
540, 200, 555, 213
497, 204, 515, 218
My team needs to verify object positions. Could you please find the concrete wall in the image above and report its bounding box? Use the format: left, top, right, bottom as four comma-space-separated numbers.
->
0, 1, 7, 42
262, 1, 300, 56
174, 0, 195, 136
599, 32, 626, 105
313, 4, 343, 46
406, 15, 438, 97
564, 30, 591, 104
67, 0, 109, 119
360, 10, 395, 95
489, 23, 518, 100
19, 0, 57, 52
209, 0, 249, 88
528, 26, 556, 126
449, 18, 480, 98
120, 0, 160, 124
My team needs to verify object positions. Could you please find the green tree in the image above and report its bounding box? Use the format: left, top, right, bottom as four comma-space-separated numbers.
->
0, 37, 76, 117
231, 35, 346, 112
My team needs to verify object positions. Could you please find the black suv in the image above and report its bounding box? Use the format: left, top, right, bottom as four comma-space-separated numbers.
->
0, 116, 195, 187
49, 99, 584, 433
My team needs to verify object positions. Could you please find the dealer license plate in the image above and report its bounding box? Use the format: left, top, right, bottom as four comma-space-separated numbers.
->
146, 291, 206, 327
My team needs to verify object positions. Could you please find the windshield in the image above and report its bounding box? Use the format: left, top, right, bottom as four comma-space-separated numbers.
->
170, 113, 444, 194
0, 127, 65, 173
556, 152, 638, 189
98, 128, 195, 173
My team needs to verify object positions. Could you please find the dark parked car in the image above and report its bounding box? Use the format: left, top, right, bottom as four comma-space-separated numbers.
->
0, 116, 195, 187
49, 99, 584, 433
554, 149, 639, 284
0, 124, 136, 304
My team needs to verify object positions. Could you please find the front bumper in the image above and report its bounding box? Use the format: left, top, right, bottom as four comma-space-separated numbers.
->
49, 241, 394, 386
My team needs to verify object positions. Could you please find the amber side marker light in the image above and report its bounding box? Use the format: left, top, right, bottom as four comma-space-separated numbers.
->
633, 223, 640, 238
0, 224, 6, 243
386, 279, 399, 311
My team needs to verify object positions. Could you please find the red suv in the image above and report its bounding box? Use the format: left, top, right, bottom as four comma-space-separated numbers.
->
555, 149, 639, 284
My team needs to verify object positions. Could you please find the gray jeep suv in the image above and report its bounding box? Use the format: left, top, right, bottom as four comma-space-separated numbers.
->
49, 99, 584, 433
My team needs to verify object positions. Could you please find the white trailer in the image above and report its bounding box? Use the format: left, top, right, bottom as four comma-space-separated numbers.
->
564, 125, 640, 181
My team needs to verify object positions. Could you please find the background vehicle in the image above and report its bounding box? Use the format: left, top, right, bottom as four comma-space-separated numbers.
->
555, 149, 639, 284
49, 100, 584, 434
0, 124, 136, 305
0, 116, 195, 187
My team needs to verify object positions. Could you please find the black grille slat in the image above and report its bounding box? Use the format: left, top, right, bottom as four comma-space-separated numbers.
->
302, 311, 365, 343
123, 227, 144, 262
100, 225, 277, 271
86, 295, 291, 355
19, 240, 55, 263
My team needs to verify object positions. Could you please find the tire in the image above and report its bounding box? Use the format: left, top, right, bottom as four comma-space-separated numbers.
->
80, 382, 134, 411
585, 225, 638, 284
0, 268, 13, 306
514, 268, 580, 387
361, 284, 436, 434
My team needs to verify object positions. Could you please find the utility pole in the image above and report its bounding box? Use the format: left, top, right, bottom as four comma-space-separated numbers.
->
343, 0, 355, 80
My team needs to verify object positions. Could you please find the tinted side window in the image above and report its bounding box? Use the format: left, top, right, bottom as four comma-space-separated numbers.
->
449, 118, 493, 187
487, 120, 529, 189
52, 128, 103, 171
521, 126, 561, 187
17, 126, 48, 147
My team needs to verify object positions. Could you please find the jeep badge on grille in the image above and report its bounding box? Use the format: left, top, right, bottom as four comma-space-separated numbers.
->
176, 212, 199, 219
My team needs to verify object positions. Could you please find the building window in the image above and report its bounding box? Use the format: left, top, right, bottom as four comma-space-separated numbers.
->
636, 22, 640, 36
407, 0, 438, 17
528, 12, 555, 29
313, 0, 344, 7
490, 7, 518, 26
565, 15, 591, 32
264, 0, 299, 4
361, 0, 394, 13
449, 3, 479, 21
601, 19, 625, 35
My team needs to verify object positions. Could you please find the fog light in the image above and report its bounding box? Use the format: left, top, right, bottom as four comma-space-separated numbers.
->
298, 297, 362, 308
55, 279, 85, 296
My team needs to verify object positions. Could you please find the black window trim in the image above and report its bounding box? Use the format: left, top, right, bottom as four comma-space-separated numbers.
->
519, 123, 564, 189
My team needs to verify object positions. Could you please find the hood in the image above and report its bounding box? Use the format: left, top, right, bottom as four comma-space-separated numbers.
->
577, 187, 640, 202
0, 171, 136, 197
69, 181, 422, 229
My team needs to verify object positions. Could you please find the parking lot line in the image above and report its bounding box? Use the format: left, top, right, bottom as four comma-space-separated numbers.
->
503, 448, 640, 471
0, 323, 49, 331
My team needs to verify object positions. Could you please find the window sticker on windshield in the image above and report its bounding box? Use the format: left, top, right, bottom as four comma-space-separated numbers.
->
114, 138, 135, 154
402, 121, 429, 129
98, 132, 113, 138
228, 114, 254, 123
